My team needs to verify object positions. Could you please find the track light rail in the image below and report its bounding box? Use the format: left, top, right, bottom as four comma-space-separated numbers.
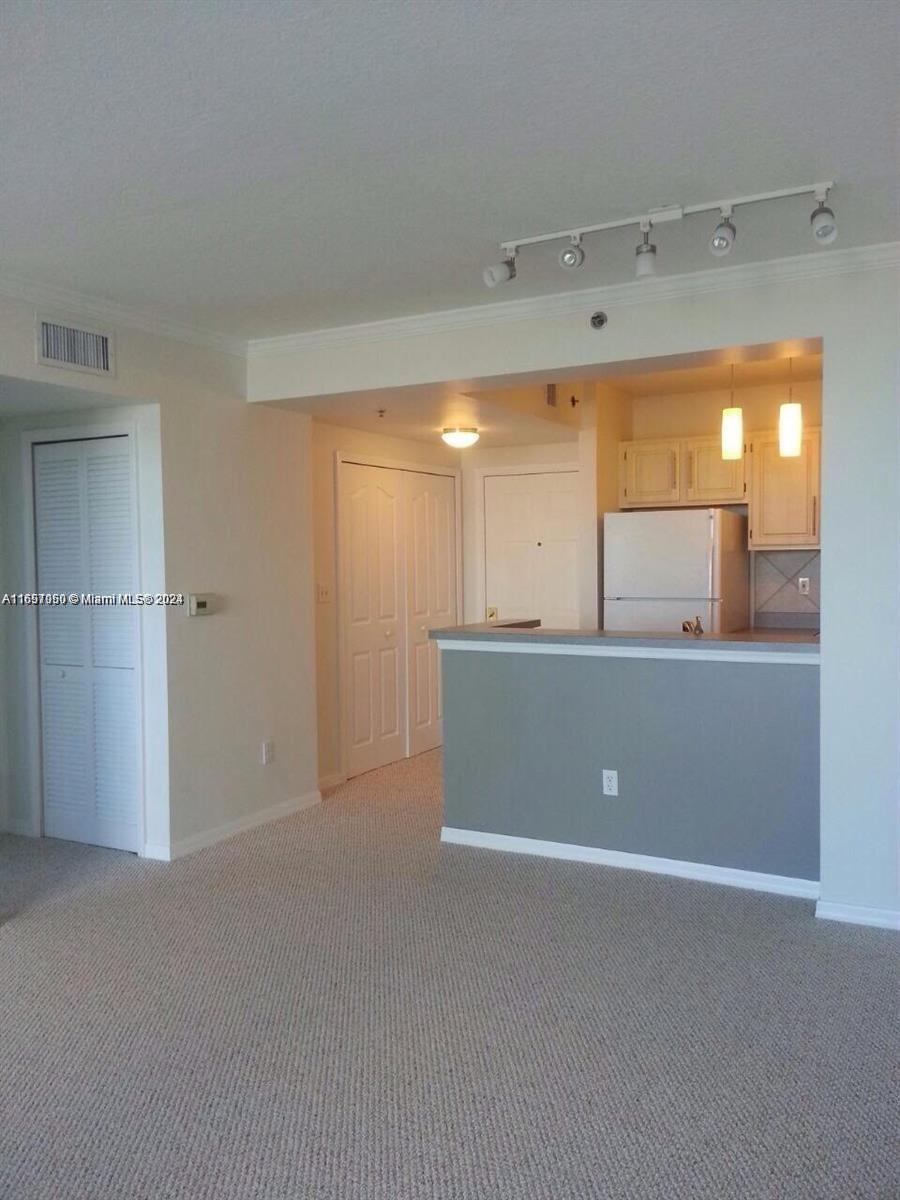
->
498, 182, 833, 254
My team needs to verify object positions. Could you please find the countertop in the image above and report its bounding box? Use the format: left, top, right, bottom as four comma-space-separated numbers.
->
430, 621, 820, 656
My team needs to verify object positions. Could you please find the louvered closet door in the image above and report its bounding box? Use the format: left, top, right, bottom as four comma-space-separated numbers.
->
33, 438, 140, 852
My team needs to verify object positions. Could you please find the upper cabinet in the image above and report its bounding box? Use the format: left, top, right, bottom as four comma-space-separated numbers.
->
620, 440, 680, 507
748, 429, 820, 549
620, 436, 744, 508
682, 436, 746, 505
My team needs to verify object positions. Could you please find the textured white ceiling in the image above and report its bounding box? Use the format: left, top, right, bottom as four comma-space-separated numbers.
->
1, 0, 896, 339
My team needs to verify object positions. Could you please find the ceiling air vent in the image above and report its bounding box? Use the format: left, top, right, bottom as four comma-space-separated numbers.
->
546, 383, 557, 407
36, 315, 115, 376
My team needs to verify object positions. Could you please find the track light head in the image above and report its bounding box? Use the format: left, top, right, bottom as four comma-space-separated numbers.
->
635, 228, 657, 278
709, 214, 736, 257
483, 256, 517, 288
558, 237, 585, 270
810, 201, 837, 246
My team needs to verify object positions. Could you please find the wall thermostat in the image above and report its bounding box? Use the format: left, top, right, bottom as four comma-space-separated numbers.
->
188, 593, 216, 616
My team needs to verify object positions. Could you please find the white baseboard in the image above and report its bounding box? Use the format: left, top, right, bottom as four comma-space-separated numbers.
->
318, 772, 347, 792
140, 842, 172, 862
440, 827, 820, 900
815, 901, 900, 930
172, 790, 322, 859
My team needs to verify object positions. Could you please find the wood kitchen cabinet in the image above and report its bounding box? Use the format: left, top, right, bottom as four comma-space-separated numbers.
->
748, 429, 820, 549
620, 436, 744, 507
682, 436, 746, 504
619, 439, 681, 506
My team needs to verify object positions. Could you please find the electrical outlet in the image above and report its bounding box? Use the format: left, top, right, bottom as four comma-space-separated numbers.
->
602, 769, 618, 797
798, 577, 810, 596
261, 739, 275, 766
316, 582, 331, 604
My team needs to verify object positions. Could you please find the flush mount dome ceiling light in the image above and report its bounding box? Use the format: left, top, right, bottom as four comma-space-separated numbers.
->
482, 181, 835, 287
441, 427, 480, 448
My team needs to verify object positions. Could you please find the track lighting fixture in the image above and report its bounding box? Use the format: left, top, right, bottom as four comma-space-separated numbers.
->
558, 236, 585, 270
483, 181, 835, 287
709, 209, 736, 257
482, 255, 517, 288
634, 225, 657, 278
810, 189, 837, 245
441, 427, 479, 449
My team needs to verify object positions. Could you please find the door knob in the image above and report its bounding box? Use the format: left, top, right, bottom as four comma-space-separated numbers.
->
384, 629, 394, 640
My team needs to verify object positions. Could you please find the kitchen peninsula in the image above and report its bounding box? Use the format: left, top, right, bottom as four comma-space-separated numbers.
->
432, 622, 820, 896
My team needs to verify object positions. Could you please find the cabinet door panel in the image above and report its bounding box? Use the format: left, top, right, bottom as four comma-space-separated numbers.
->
749, 430, 820, 548
683, 437, 745, 504
620, 441, 680, 507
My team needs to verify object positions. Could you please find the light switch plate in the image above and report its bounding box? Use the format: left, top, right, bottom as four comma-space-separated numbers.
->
486, 606, 498, 621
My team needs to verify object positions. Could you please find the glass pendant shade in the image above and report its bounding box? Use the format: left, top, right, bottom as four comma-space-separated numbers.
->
721, 407, 743, 460
779, 403, 803, 457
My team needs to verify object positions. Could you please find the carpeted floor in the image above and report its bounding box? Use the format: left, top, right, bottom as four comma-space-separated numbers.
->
1, 750, 898, 1200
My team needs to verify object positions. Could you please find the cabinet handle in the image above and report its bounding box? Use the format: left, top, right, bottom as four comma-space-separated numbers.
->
688, 451, 693, 490
672, 453, 677, 491
813, 495, 818, 537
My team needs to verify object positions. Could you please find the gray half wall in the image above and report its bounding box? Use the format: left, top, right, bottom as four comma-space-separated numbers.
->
441, 651, 819, 881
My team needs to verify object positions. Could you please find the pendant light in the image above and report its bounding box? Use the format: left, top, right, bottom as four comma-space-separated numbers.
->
721, 363, 743, 460
779, 357, 802, 457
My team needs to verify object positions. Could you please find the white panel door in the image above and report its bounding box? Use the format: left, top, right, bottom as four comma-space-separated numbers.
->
33, 437, 140, 852
340, 463, 406, 777
406, 472, 457, 756
484, 471, 580, 629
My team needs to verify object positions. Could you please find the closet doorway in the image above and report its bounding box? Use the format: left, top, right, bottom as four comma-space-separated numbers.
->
337, 457, 460, 778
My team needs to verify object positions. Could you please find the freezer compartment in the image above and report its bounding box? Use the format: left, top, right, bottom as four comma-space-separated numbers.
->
604, 509, 715, 600
603, 598, 722, 634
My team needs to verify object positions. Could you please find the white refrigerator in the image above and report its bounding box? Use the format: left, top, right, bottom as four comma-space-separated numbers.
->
603, 508, 749, 633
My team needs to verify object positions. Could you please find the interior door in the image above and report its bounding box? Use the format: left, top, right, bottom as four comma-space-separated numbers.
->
33, 437, 140, 852
406, 471, 457, 756
484, 471, 580, 629
340, 463, 406, 777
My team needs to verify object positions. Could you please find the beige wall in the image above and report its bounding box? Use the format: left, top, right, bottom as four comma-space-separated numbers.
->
0, 299, 318, 853
631, 380, 822, 440
247, 258, 900, 921
311, 420, 458, 784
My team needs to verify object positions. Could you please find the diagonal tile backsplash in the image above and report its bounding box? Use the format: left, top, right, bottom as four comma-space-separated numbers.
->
754, 550, 820, 627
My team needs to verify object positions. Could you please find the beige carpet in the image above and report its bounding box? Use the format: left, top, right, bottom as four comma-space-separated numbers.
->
1, 750, 898, 1200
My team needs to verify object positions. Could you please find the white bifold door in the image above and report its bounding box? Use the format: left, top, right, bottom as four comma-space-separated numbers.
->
33, 437, 140, 852
339, 462, 457, 779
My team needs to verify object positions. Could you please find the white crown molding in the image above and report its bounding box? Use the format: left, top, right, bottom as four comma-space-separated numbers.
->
247, 241, 900, 358
0, 272, 247, 359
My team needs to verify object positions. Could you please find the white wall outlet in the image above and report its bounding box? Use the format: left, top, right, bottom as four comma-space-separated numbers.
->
602, 769, 618, 797
316, 582, 331, 604
798, 577, 810, 596
261, 739, 275, 765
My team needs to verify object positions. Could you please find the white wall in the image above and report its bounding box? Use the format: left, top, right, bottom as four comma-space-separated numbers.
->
248, 252, 900, 924
0, 298, 318, 854
311, 420, 458, 784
